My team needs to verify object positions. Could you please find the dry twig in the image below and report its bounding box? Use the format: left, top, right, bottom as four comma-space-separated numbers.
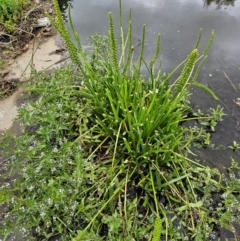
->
223, 70, 237, 92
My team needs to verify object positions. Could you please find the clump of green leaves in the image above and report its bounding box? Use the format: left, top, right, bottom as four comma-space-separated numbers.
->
0, 58, 5, 69
1, 1, 240, 241
0, 68, 98, 240
0, 0, 27, 23
0, 0, 30, 34
229, 141, 240, 151
1, 65, 240, 241
50, 0, 218, 169
3, 19, 16, 33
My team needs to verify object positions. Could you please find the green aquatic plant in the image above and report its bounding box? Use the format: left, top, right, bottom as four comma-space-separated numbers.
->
1, 65, 240, 241
2, 0, 240, 241
229, 141, 240, 151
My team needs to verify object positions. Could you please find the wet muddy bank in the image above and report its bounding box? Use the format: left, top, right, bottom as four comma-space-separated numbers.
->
0, 34, 69, 132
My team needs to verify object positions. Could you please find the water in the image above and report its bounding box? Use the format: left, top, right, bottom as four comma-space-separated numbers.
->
59, 0, 240, 166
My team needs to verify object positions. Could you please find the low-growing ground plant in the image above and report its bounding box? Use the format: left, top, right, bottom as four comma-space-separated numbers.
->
1, 0, 240, 241
0, 0, 46, 64
0, 0, 28, 22
0, 58, 5, 69
0, 0, 29, 32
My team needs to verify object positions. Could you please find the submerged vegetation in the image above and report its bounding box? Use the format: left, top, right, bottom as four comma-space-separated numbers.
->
1, 0, 240, 240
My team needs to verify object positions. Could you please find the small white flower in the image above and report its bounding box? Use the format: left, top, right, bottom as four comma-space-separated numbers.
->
78, 145, 83, 151
36, 165, 42, 173
20, 206, 25, 212
59, 188, 64, 193
28, 186, 34, 191
36, 227, 41, 233
57, 103, 62, 108
53, 147, 58, 153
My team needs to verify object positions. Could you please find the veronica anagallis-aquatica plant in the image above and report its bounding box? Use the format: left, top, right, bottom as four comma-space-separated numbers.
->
50, 0, 217, 163
48, 0, 224, 240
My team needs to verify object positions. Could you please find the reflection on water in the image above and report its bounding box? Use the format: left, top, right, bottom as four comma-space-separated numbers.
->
203, 0, 236, 7
57, 0, 73, 12
57, 0, 73, 20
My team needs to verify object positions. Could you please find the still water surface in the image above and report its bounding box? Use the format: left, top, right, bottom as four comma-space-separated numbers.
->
59, 0, 240, 167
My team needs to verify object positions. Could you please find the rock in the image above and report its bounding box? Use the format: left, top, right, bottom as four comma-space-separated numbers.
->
34, 17, 51, 28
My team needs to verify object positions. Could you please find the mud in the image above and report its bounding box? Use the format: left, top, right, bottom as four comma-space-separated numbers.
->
0, 90, 20, 131
0, 34, 66, 132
